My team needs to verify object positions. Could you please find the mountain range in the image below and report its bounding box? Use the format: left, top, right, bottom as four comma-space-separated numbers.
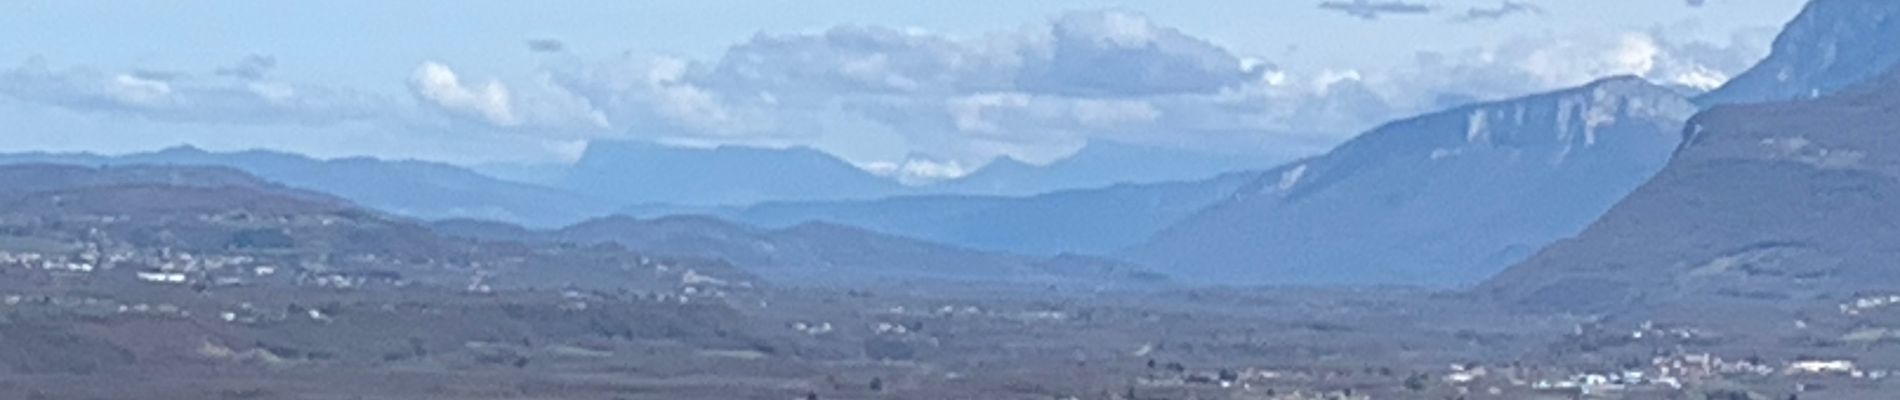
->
432, 215, 1168, 288
1483, 0, 1900, 312
557, 140, 910, 207
1129, 77, 1696, 286
928, 141, 1289, 197
0, 146, 616, 227
4, 0, 1890, 294
1485, 66, 1900, 313
0, 163, 755, 293
552, 139, 1286, 205
628, 170, 1260, 257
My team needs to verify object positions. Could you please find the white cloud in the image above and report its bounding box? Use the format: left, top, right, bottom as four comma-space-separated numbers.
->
537, 10, 1285, 166
411, 62, 518, 126
1378, 28, 1772, 109
0, 57, 390, 126
860, 156, 970, 185
408, 61, 610, 135
519, 10, 1778, 170
2, 10, 1779, 172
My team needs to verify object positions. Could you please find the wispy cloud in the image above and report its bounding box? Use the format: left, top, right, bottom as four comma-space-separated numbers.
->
1454, 1, 1544, 22
526, 39, 566, 53
1317, 0, 1435, 20
213, 55, 277, 80
0, 56, 390, 126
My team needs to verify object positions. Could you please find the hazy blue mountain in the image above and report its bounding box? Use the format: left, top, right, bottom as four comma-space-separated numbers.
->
470, 161, 570, 188
433, 215, 1170, 287
1131, 77, 1697, 286
718, 170, 1266, 256
0, 146, 613, 227
520, 139, 1283, 209
1486, 67, 1900, 313
560, 140, 912, 206
931, 141, 1289, 197
1698, 0, 1900, 106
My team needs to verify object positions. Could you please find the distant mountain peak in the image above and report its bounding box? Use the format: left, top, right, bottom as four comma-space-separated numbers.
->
566, 140, 911, 206
977, 154, 1037, 171
1485, 67, 1900, 313
1456, 76, 1691, 153
1259, 78, 1692, 199
1410, 77, 1685, 142
152, 144, 211, 156
1134, 77, 1693, 286
0, 146, 616, 227
936, 141, 1288, 196
1699, 0, 1900, 106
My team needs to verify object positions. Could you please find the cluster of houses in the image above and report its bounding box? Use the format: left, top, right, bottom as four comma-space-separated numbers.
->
215, 301, 331, 325
1529, 369, 1685, 395
1841, 293, 1900, 315
1508, 352, 1885, 396
1, 241, 445, 293
0, 292, 190, 319
1625, 320, 1708, 341
0, 249, 122, 273
0, 246, 291, 289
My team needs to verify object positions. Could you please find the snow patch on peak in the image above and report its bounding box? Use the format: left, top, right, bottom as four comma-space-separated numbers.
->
1467, 109, 1490, 144
1583, 87, 1623, 147
1276, 164, 1308, 192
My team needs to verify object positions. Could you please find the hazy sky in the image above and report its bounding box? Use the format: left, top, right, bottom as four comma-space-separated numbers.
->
0, 0, 1806, 176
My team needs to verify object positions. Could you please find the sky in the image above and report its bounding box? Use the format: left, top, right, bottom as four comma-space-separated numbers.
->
0, 0, 1807, 180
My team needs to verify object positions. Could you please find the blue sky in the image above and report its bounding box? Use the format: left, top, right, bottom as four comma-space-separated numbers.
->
0, 0, 1805, 178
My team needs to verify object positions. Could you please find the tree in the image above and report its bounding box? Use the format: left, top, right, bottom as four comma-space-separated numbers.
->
1404, 373, 1430, 391
229, 228, 294, 249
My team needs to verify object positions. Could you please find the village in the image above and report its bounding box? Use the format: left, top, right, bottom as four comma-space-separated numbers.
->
0, 203, 1888, 399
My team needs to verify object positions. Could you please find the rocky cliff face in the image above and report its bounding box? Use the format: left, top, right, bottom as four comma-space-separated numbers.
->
1132, 77, 1695, 286
1485, 68, 1900, 313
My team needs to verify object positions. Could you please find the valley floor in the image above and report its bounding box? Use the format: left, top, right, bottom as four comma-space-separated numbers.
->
1, 272, 1894, 400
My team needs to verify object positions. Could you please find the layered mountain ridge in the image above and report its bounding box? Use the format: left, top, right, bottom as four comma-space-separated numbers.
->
1131, 77, 1696, 286
0, 146, 615, 227
1484, 67, 1900, 312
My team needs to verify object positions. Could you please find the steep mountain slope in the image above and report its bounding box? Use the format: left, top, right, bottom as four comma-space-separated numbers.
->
0, 164, 752, 292
433, 215, 1169, 287
1699, 0, 1900, 106
1132, 77, 1696, 286
723, 170, 1265, 256
0, 163, 315, 199
932, 141, 1288, 197
1484, 69, 1900, 313
561, 140, 910, 206
0, 146, 613, 227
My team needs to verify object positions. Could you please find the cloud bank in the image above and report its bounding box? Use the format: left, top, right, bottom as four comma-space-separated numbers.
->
0, 56, 389, 126
0, 9, 1778, 175
1456, 1, 1544, 22
1317, 0, 1437, 20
